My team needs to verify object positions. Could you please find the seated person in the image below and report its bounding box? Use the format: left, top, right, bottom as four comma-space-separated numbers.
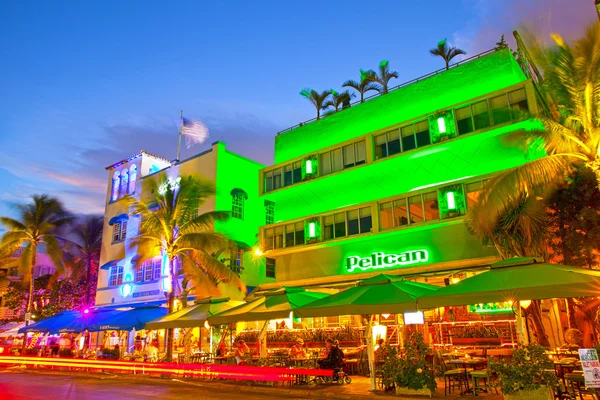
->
145, 341, 159, 362
216, 338, 228, 357
290, 338, 307, 359
234, 339, 250, 365
317, 338, 345, 371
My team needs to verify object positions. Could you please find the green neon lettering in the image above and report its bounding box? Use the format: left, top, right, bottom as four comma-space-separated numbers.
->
345, 250, 429, 272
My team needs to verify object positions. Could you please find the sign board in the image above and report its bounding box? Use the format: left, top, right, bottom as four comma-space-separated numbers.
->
24, 313, 32, 322
579, 349, 600, 388
132, 289, 160, 298
345, 250, 429, 273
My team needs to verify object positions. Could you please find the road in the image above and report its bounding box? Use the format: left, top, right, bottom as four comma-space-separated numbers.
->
0, 371, 313, 400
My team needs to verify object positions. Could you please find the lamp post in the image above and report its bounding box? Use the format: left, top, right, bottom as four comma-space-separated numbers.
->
519, 300, 532, 344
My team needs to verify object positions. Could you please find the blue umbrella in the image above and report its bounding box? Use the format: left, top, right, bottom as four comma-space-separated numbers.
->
58, 309, 121, 333
18, 310, 81, 334
88, 307, 168, 331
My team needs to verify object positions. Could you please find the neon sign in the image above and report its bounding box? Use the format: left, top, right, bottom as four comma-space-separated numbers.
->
345, 250, 429, 272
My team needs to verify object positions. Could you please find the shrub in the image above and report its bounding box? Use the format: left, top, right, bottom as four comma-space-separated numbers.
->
395, 333, 437, 392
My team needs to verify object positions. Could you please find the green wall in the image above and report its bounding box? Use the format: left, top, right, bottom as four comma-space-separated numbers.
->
274, 49, 527, 164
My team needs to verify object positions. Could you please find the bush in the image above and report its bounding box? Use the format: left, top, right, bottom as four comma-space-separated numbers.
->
454, 325, 500, 338
489, 344, 558, 395
395, 333, 437, 392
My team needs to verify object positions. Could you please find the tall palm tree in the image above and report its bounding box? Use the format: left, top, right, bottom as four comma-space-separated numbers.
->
430, 38, 467, 70
67, 215, 103, 308
370, 60, 399, 94
0, 195, 72, 326
323, 89, 355, 114
127, 175, 244, 360
299, 88, 331, 120
343, 69, 379, 103
471, 23, 600, 229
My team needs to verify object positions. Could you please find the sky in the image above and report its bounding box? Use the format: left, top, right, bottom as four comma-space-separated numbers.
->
0, 0, 595, 218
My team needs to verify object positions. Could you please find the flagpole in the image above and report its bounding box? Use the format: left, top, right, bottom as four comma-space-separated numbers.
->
176, 110, 183, 162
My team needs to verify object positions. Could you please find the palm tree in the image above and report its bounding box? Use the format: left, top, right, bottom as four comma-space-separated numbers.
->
299, 88, 331, 120
370, 60, 399, 94
323, 89, 355, 114
343, 69, 379, 103
471, 23, 600, 230
67, 215, 103, 308
0, 195, 72, 326
127, 175, 244, 360
430, 38, 467, 70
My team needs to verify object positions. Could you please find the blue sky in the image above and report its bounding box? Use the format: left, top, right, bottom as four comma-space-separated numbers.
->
0, 0, 594, 217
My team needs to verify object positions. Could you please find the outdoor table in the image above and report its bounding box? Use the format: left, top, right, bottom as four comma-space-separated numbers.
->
447, 358, 480, 395
289, 357, 312, 385
213, 356, 233, 365
554, 359, 580, 386
443, 350, 476, 359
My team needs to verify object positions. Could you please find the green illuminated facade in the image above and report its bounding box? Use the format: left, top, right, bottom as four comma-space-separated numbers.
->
256, 49, 544, 287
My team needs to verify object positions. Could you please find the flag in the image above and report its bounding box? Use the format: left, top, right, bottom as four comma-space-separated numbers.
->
180, 117, 209, 149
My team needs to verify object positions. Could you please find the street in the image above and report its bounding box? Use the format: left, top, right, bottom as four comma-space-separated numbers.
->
0, 371, 314, 400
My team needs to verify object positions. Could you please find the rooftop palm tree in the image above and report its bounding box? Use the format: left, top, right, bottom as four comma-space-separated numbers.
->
430, 38, 467, 70
471, 23, 600, 230
0, 195, 72, 326
370, 60, 399, 94
299, 88, 331, 120
343, 69, 379, 103
323, 89, 355, 114
127, 175, 244, 360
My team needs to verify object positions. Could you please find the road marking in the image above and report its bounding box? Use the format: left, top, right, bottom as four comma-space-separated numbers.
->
63, 382, 75, 400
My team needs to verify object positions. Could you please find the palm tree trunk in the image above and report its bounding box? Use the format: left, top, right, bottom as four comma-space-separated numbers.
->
165, 256, 176, 361
23, 246, 37, 350
529, 300, 550, 347
85, 257, 92, 307
445, 60, 449, 70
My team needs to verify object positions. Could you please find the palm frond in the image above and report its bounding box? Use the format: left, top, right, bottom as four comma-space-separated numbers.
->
191, 250, 246, 294
0, 217, 27, 231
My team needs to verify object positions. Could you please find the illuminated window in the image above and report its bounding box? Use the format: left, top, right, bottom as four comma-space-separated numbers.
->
491, 95, 510, 125
129, 165, 137, 194
265, 201, 275, 225
264, 228, 274, 250
379, 202, 394, 229
408, 195, 424, 224
232, 194, 245, 220
393, 198, 409, 226
120, 169, 129, 198
272, 168, 282, 190
135, 264, 144, 283
456, 106, 473, 135
422, 192, 440, 221
274, 226, 283, 249
112, 223, 121, 243
120, 220, 127, 241
109, 265, 124, 287
111, 171, 120, 202
265, 258, 276, 278
153, 259, 162, 280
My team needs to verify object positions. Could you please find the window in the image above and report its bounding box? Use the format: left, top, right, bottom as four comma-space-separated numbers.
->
284, 164, 293, 186
153, 259, 162, 280
120, 221, 127, 241
232, 194, 244, 220
491, 94, 511, 125
265, 202, 275, 225
347, 209, 359, 236
265, 258, 276, 278
112, 223, 121, 243
323, 212, 346, 241
408, 195, 424, 224
456, 106, 474, 135
346, 207, 372, 236
129, 165, 137, 194
415, 121, 431, 147
320, 152, 332, 176
359, 207, 372, 233
111, 171, 120, 202
120, 169, 129, 198
393, 198, 409, 227
292, 162, 302, 183
285, 222, 304, 247
144, 260, 153, 281
109, 265, 124, 287
379, 202, 394, 229
135, 264, 144, 283
274, 226, 283, 249
466, 181, 483, 210
265, 170, 273, 192
401, 125, 416, 151
273, 168, 282, 190
422, 192, 440, 221
331, 148, 343, 172
509, 88, 528, 112
265, 226, 284, 250
472, 100, 491, 131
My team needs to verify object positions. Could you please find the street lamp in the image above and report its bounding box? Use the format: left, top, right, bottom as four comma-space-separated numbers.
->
519, 300, 532, 343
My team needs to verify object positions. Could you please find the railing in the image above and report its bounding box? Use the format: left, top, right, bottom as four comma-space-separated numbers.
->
277, 48, 497, 135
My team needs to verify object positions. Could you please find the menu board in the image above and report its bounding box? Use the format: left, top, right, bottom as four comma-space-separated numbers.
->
579, 349, 600, 388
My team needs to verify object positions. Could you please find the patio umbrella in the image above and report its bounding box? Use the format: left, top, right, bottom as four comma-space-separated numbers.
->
295, 274, 439, 318
87, 306, 168, 331
418, 258, 600, 309
145, 297, 242, 330
0, 323, 25, 338
207, 287, 328, 326
57, 309, 122, 333
18, 310, 81, 334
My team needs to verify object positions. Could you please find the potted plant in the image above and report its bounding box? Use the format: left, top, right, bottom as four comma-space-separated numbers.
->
453, 325, 502, 346
394, 333, 437, 396
490, 344, 558, 400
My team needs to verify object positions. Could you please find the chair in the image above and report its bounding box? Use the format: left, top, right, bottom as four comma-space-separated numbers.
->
469, 369, 498, 396
440, 357, 468, 396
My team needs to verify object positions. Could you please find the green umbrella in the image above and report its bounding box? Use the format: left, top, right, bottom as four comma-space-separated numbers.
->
418, 258, 600, 309
207, 287, 328, 326
145, 297, 241, 330
295, 274, 439, 318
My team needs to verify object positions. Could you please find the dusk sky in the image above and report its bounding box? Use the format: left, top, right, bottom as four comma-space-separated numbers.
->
0, 0, 594, 218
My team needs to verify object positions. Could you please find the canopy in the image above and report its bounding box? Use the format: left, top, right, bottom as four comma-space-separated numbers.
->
418, 258, 600, 309
295, 274, 439, 318
57, 309, 121, 333
88, 306, 167, 331
145, 297, 242, 330
18, 310, 81, 334
0, 323, 25, 337
208, 287, 328, 326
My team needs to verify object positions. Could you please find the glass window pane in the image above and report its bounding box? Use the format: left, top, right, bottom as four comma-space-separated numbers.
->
295, 221, 304, 245
153, 260, 162, 280
273, 168, 282, 190
422, 192, 440, 221
415, 120, 430, 147
323, 215, 334, 241
393, 198, 409, 226
284, 165, 292, 186
265, 228, 274, 250
374, 134, 387, 159
509, 88, 528, 112
285, 224, 295, 247
388, 130, 401, 156
359, 207, 372, 233
332, 148, 343, 172
334, 212, 346, 238
347, 209, 359, 236
145, 263, 153, 281
274, 226, 284, 249
456, 106, 473, 135
490, 94, 511, 125
293, 162, 302, 183
355, 141, 366, 165
473, 100, 491, 130
466, 181, 482, 210
408, 195, 424, 224
265, 171, 273, 193
320, 152, 332, 176
379, 202, 394, 230
343, 144, 355, 168
401, 125, 416, 151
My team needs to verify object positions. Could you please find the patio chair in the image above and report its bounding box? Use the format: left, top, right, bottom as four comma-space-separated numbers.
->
439, 356, 468, 396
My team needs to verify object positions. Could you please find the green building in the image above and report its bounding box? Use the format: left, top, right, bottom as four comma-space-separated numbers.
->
255, 49, 543, 289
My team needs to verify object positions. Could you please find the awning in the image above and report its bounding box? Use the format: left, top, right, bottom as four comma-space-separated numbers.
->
208, 287, 328, 326
418, 258, 600, 309
18, 310, 81, 334
57, 309, 122, 333
100, 260, 119, 271
0, 323, 25, 337
88, 307, 168, 331
230, 188, 248, 199
146, 297, 242, 330
295, 274, 439, 318
108, 214, 128, 226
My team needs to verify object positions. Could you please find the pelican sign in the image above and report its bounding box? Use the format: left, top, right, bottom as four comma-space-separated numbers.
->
345, 250, 429, 273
